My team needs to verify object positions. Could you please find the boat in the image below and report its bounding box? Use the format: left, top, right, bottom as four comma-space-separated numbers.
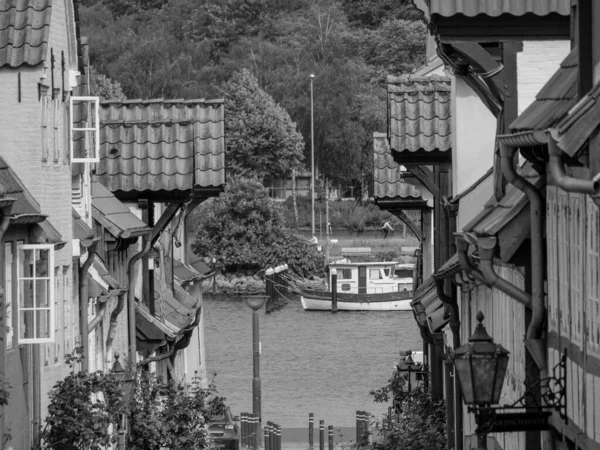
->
301, 261, 415, 311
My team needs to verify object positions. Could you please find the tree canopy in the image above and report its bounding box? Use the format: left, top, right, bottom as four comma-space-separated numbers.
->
79, 0, 426, 191
223, 69, 304, 179
191, 178, 324, 277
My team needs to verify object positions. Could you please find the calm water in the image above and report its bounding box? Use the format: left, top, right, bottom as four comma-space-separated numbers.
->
204, 295, 421, 431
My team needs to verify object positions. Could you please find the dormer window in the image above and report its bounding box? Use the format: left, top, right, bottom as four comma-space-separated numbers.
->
69, 96, 99, 163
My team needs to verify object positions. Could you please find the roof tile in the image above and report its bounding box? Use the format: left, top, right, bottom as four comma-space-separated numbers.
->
428, 0, 570, 17
0, 0, 52, 68
373, 133, 424, 201
510, 48, 578, 132
96, 99, 225, 198
387, 75, 452, 154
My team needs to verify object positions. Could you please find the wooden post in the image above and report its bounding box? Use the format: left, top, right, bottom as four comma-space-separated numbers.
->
331, 269, 338, 313
241, 412, 247, 447
277, 424, 281, 450
309, 413, 314, 450
263, 422, 269, 450
319, 420, 324, 450
212, 257, 216, 295
328, 425, 333, 450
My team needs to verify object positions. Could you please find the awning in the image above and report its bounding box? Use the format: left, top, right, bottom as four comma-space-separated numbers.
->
73, 208, 96, 247
90, 258, 123, 291
173, 258, 206, 288
189, 257, 213, 276
0, 156, 45, 224
29, 220, 67, 250
92, 181, 152, 239
462, 162, 544, 262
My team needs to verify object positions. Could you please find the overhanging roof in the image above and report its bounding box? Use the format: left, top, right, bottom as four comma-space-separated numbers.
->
428, 0, 570, 17
373, 132, 430, 209
96, 99, 225, 202
387, 75, 451, 164
73, 208, 96, 247
92, 181, 151, 239
511, 48, 578, 134
410, 277, 448, 333
462, 163, 544, 262
0, 0, 53, 68
29, 220, 66, 250
0, 156, 45, 223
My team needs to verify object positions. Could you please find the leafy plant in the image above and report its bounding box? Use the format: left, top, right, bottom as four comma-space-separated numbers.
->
128, 372, 216, 450
42, 348, 123, 450
192, 178, 324, 277
368, 369, 447, 450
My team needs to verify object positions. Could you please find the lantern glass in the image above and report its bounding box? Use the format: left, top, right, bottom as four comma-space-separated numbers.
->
244, 295, 268, 311
452, 312, 510, 406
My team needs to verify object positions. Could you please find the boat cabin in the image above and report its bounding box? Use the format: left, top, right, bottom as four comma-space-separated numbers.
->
330, 261, 415, 295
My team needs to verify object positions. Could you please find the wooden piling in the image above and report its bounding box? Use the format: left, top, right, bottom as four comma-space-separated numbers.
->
328, 425, 333, 450
319, 420, 324, 450
263, 423, 269, 450
241, 412, 247, 447
309, 413, 314, 450
331, 271, 338, 313
276, 424, 281, 450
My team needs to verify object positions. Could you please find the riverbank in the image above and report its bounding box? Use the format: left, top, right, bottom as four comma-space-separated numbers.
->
209, 271, 325, 296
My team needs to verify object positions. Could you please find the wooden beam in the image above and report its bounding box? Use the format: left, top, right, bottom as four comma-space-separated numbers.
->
389, 210, 423, 242
150, 203, 184, 245
406, 165, 439, 198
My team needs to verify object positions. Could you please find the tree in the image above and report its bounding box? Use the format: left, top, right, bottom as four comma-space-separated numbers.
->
191, 178, 324, 277
222, 69, 304, 179
89, 66, 125, 100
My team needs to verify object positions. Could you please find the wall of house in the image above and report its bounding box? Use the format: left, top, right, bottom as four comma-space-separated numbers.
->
456, 173, 493, 230
461, 266, 527, 450
546, 186, 600, 446
451, 77, 497, 196
517, 40, 571, 114
0, 0, 83, 439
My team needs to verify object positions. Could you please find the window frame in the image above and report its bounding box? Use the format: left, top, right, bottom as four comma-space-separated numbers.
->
17, 243, 55, 344
69, 96, 100, 163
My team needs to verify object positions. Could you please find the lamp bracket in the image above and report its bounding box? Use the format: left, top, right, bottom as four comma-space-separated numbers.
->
469, 349, 567, 434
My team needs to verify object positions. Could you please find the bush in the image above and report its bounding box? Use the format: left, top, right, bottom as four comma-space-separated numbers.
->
368, 367, 446, 450
192, 178, 324, 277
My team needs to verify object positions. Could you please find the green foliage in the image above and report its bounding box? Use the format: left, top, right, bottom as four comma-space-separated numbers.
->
79, 0, 426, 189
89, 66, 125, 100
128, 372, 215, 450
191, 178, 324, 277
42, 348, 123, 450
223, 69, 305, 179
369, 370, 447, 450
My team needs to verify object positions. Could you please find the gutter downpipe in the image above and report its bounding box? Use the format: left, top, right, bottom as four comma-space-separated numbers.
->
475, 236, 532, 310
499, 143, 546, 371
548, 136, 600, 201
127, 240, 151, 369
0, 204, 12, 446
454, 234, 487, 285
79, 242, 98, 372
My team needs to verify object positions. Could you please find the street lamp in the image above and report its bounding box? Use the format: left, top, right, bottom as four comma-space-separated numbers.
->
244, 295, 269, 450
310, 73, 315, 238
452, 312, 509, 449
111, 353, 137, 450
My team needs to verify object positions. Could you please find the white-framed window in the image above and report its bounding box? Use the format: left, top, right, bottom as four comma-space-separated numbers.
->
69, 96, 100, 163
17, 244, 55, 344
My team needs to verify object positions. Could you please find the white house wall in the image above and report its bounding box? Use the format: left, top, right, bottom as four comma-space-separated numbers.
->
451, 77, 497, 196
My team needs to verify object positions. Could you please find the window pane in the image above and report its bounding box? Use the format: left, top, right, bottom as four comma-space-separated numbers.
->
35, 249, 50, 277
36, 279, 49, 307
36, 310, 50, 340
21, 279, 34, 308
20, 247, 32, 277
20, 310, 34, 340
5, 243, 13, 349
370, 269, 381, 280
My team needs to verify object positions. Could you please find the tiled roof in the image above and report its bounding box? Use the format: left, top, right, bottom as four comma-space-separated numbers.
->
91, 180, 151, 239
373, 132, 424, 201
0, 155, 45, 223
0, 0, 53, 68
510, 48, 578, 132
387, 75, 451, 154
462, 163, 544, 262
96, 99, 225, 199
554, 72, 600, 157
428, 0, 570, 17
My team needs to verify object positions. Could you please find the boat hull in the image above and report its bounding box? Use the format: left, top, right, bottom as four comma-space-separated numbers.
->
300, 291, 413, 311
